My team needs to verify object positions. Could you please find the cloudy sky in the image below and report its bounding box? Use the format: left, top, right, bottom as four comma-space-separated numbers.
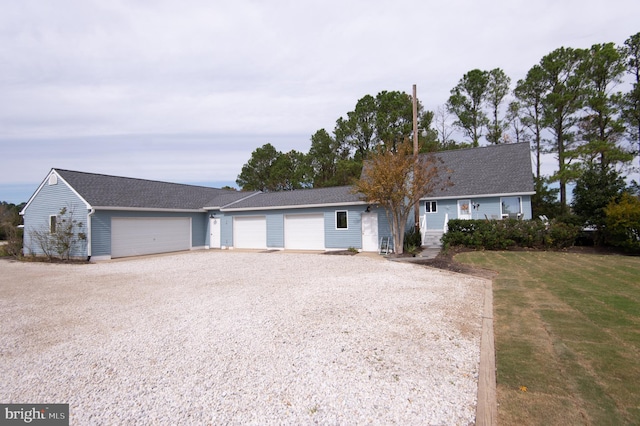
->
1, 0, 639, 204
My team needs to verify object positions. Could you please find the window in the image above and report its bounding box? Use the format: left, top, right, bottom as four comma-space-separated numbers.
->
48, 174, 58, 185
425, 201, 437, 213
336, 211, 348, 229
49, 215, 57, 234
501, 196, 522, 218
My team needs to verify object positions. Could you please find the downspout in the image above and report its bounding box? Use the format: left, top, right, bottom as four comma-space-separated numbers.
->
87, 208, 95, 261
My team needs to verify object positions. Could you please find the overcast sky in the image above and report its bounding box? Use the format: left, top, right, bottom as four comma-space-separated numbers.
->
2, 0, 639, 204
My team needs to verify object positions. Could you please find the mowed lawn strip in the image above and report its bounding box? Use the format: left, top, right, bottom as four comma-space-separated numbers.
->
455, 251, 640, 426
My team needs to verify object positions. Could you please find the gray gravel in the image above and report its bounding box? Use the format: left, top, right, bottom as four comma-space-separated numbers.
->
0, 251, 485, 425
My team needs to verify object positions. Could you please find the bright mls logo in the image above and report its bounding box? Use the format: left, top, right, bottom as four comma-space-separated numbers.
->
1, 404, 68, 425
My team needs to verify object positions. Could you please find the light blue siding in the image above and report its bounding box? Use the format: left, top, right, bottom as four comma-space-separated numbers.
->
220, 215, 234, 248
223, 205, 371, 250
324, 207, 365, 249
267, 214, 284, 248
23, 177, 89, 258
91, 210, 207, 257
420, 195, 534, 231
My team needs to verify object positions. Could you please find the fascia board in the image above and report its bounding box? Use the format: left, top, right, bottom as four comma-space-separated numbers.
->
420, 191, 536, 201
92, 206, 206, 213
20, 169, 92, 215
222, 201, 368, 212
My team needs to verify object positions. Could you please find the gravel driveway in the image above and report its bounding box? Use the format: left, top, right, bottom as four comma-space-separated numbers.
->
0, 251, 485, 425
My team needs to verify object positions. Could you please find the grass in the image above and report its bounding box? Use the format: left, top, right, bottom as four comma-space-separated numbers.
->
455, 251, 640, 425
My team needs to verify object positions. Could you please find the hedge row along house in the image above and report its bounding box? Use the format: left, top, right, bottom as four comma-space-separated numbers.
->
20, 142, 534, 260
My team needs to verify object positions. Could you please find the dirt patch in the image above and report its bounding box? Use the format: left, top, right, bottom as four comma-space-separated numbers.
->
414, 249, 498, 280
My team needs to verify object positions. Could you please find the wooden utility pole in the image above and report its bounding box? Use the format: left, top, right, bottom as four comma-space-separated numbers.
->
412, 84, 420, 233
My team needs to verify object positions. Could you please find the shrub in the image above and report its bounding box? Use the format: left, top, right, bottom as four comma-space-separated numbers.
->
604, 193, 640, 253
442, 218, 580, 251
403, 228, 422, 256
0, 225, 22, 258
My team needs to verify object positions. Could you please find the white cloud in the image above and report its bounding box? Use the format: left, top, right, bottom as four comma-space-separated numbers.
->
1, 0, 640, 202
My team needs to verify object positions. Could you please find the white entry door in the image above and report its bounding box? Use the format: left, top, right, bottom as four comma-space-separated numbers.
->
458, 200, 472, 220
209, 217, 221, 249
361, 212, 378, 252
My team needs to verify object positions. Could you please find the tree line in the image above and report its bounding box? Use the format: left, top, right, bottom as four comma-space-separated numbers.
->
237, 33, 640, 212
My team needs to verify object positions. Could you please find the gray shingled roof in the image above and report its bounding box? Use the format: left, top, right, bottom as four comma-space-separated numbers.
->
223, 185, 364, 210
55, 169, 255, 210
51, 143, 532, 211
422, 142, 534, 198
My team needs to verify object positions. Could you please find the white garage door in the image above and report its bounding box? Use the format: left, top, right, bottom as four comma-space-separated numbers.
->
233, 216, 266, 249
285, 214, 325, 250
111, 217, 191, 258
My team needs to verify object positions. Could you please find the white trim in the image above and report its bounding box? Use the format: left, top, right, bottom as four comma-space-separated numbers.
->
92, 206, 205, 212
500, 196, 523, 218
21, 169, 92, 215
425, 200, 438, 214
420, 191, 535, 201
223, 201, 367, 212
335, 210, 348, 230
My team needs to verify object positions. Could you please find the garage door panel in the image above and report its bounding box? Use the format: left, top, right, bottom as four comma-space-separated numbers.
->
112, 218, 191, 258
234, 216, 266, 249
285, 214, 324, 250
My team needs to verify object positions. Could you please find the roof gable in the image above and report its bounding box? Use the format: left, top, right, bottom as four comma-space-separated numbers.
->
421, 142, 534, 198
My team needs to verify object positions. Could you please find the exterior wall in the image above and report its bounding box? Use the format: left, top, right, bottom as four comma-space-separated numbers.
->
91, 210, 208, 257
22, 178, 89, 258
223, 205, 372, 250
420, 194, 534, 230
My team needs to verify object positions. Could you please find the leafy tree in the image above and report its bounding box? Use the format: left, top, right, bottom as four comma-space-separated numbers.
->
505, 101, 528, 144
308, 129, 337, 187
531, 176, 561, 219
236, 144, 310, 192
447, 69, 489, 146
270, 150, 312, 191
539, 47, 588, 211
375, 91, 415, 151
622, 32, 640, 163
515, 64, 548, 180
572, 163, 626, 244
577, 42, 630, 169
485, 68, 511, 144
334, 94, 377, 161
236, 143, 280, 191
353, 139, 451, 255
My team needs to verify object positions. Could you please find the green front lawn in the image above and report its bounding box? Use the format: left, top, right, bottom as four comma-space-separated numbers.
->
456, 251, 640, 425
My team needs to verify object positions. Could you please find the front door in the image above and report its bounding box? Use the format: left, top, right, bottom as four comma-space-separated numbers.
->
457, 200, 472, 220
361, 212, 378, 252
209, 217, 221, 249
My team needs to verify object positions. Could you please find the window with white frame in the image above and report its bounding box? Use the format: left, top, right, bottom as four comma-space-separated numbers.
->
425, 201, 437, 213
336, 210, 348, 229
501, 196, 522, 218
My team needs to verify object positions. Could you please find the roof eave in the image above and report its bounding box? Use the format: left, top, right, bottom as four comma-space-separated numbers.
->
92, 206, 206, 213
222, 200, 368, 212
421, 191, 536, 201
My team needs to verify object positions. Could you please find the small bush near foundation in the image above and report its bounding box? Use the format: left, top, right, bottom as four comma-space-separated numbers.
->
442, 218, 580, 251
